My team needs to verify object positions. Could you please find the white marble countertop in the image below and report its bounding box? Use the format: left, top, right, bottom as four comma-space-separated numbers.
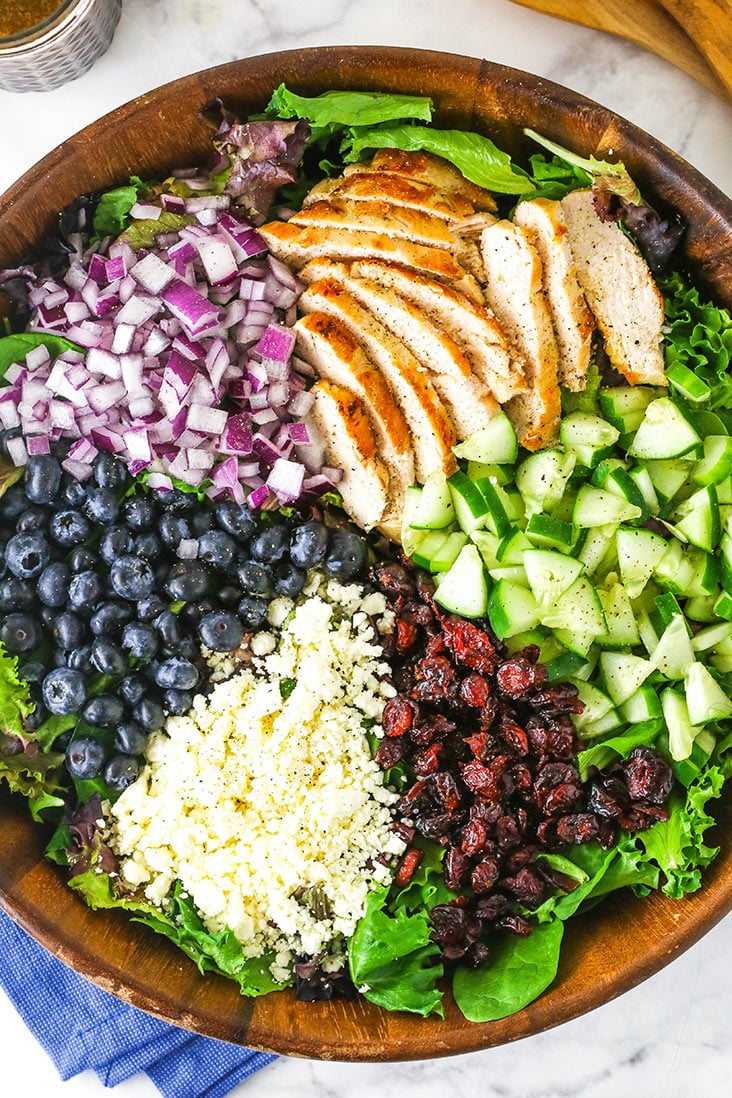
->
1, 1, 731, 1096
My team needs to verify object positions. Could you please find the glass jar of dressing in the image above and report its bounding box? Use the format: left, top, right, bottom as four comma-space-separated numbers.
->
0, 0, 122, 92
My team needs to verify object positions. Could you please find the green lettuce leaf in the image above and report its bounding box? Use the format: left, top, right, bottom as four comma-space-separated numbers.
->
660, 270, 732, 411
267, 85, 432, 139
576, 719, 663, 779
452, 917, 564, 1022
0, 332, 81, 380
120, 211, 194, 251
92, 175, 150, 239
523, 128, 641, 204
348, 885, 444, 1017
520, 152, 592, 201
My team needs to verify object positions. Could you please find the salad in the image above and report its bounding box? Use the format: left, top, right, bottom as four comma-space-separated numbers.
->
0, 84, 731, 1025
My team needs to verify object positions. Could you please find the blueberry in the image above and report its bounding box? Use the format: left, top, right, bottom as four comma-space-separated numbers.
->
133, 698, 165, 733
0, 484, 26, 521
289, 521, 329, 569
63, 478, 88, 507
24, 455, 62, 505
121, 621, 159, 661
36, 562, 70, 608
24, 705, 48, 732
215, 500, 256, 541
83, 486, 119, 526
158, 488, 195, 513
274, 561, 306, 598
191, 510, 214, 535
250, 524, 289, 564
132, 531, 162, 561
49, 509, 90, 548
68, 569, 103, 610
119, 673, 147, 708
159, 513, 191, 548
65, 735, 105, 779
67, 644, 93, 673
162, 688, 192, 716
218, 584, 242, 607
180, 597, 216, 627
136, 594, 167, 622
197, 529, 236, 570
0, 613, 42, 653
324, 529, 368, 581
19, 660, 45, 683
237, 595, 268, 630
68, 546, 98, 573
114, 720, 148, 755
16, 505, 50, 533
42, 668, 87, 714
173, 636, 198, 662
82, 695, 125, 728
5, 531, 51, 579
99, 524, 133, 564
52, 611, 86, 651
165, 561, 209, 602
153, 610, 181, 647
93, 452, 126, 490
122, 496, 157, 531
90, 638, 128, 676
0, 576, 35, 613
110, 556, 155, 601
154, 658, 199, 690
238, 561, 274, 597
90, 601, 133, 637
198, 610, 244, 652
103, 754, 140, 791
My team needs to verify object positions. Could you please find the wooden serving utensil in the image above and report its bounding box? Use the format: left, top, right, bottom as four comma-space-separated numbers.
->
657, 0, 732, 99
509, 0, 729, 100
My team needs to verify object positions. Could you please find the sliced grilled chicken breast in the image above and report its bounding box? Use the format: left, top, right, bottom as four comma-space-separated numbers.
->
560, 189, 666, 386
349, 259, 527, 401
294, 311, 415, 533
480, 220, 561, 450
344, 149, 497, 212
300, 278, 457, 480
289, 197, 458, 249
310, 379, 389, 531
302, 170, 478, 222
513, 197, 594, 392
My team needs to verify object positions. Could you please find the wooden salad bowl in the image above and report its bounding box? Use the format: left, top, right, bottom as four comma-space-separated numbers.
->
0, 45, 731, 1061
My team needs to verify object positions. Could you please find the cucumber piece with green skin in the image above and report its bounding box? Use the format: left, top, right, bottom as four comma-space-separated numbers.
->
579, 709, 624, 739
541, 575, 605, 636
711, 654, 732, 673
497, 528, 533, 564
433, 544, 489, 618
615, 526, 667, 598
651, 614, 696, 680
694, 620, 732, 652
598, 385, 661, 434
662, 687, 699, 761
665, 361, 712, 404
717, 476, 732, 504
628, 397, 702, 460
573, 485, 642, 527
692, 435, 732, 486
467, 460, 512, 486
591, 462, 648, 520
576, 526, 615, 575
560, 411, 620, 468
572, 679, 616, 732
654, 538, 695, 595
654, 591, 683, 628
627, 465, 660, 516
401, 486, 426, 557
488, 580, 542, 639
470, 529, 501, 569
686, 592, 721, 622
409, 470, 456, 529
488, 564, 528, 585
599, 651, 655, 706
545, 649, 589, 681
504, 627, 549, 655
515, 448, 576, 515
525, 512, 575, 550
670, 485, 720, 552
637, 609, 661, 656
620, 682, 663, 722
597, 583, 640, 647
684, 662, 732, 725
644, 458, 694, 509
522, 549, 584, 610
411, 530, 452, 570
683, 549, 719, 597
447, 469, 489, 535
475, 476, 512, 538
429, 530, 468, 573
452, 412, 518, 464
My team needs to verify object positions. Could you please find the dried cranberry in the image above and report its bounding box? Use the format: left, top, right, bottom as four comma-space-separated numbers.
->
432, 770, 461, 812
623, 747, 674, 805
500, 866, 546, 907
500, 721, 529, 755
461, 817, 488, 856
374, 736, 408, 769
371, 562, 414, 597
495, 913, 532, 936
414, 743, 443, 776
555, 813, 601, 845
459, 673, 492, 708
445, 845, 471, 890
382, 695, 417, 737
471, 855, 501, 893
496, 657, 546, 697
394, 847, 422, 888
495, 814, 522, 850
413, 655, 455, 702
442, 619, 497, 673
396, 617, 419, 653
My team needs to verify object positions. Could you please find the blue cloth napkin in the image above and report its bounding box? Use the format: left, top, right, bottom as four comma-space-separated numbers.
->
0, 907, 277, 1096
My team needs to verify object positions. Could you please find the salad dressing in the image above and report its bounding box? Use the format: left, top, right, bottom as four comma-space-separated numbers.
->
0, 1, 63, 38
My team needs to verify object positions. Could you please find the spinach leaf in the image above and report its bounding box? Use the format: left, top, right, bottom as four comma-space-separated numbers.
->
0, 331, 81, 379
520, 152, 592, 201
452, 917, 563, 1022
348, 885, 444, 1017
344, 124, 532, 194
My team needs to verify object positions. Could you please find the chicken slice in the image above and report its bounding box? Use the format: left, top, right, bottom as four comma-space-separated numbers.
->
345, 149, 497, 212
560, 189, 666, 386
480, 220, 561, 451
289, 197, 458, 249
349, 258, 527, 400
299, 278, 457, 481
513, 197, 595, 391
310, 379, 389, 531
303, 170, 478, 222
294, 311, 415, 536
258, 220, 468, 283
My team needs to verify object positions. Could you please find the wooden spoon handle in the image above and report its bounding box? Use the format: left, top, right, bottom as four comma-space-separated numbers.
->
658, 0, 732, 98
509, 0, 729, 100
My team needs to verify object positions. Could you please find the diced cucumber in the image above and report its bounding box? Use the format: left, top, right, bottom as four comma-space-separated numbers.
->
665, 361, 711, 404
620, 682, 662, 722
560, 411, 620, 468
409, 470, 456, 529
670, 485, 720, 552
433, 544, 488, 618
488, 580, 542, 639
452, 411, 518, 464
654, 539, 695, 595
515, 448, 576, 515
711, 654, 732, 674
599, 385, 661, 434
501, 486, 526, 526
637, 610, 661, 655
470, 529, 501, 569
488, 564, 528, 585
683, 549, 719, 598
447, 469, 488, 535
653, 591, 682, 628
475, 476, 512, 538
411, 530, 451, 570
545, 649, 589, 682
685, 662, 732, 724
573, 485, 642, 527
429, 530, 468, 573
523, 549, 584, 608
497, 528, 533, 564
524, 512, 575, 550
597, 582, 640, 647
662, 688, 697, 761
692, 435, 732, 486
504, 627, 548, 655
580, 709, 624, 739
686, 593, 720, 622
599, 651, 655, 706
616, 526, 667, 598
401, 486, 426, 557
644, 458, 694, 509
467, 460, 512, 486
541, 575, 605, 637
717, 476, 732, 504
651, 615, 695, 680
576, 527, 615, 576
592, 461, 648, 519
572, 679, 616, 732
553, 628, 596, 658
628, 397, 701, 460
713, 589, 732, 621
627, 465, 660, 516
